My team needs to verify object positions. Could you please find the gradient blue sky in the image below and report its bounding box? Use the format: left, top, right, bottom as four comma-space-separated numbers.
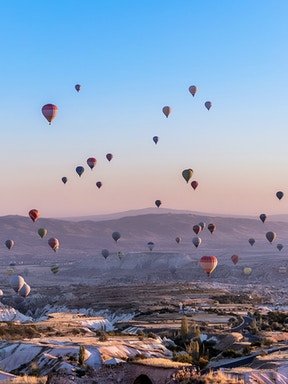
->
1, 0, 288, 217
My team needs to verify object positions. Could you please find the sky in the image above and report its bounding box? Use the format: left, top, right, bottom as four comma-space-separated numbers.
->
0, 0, 288, 217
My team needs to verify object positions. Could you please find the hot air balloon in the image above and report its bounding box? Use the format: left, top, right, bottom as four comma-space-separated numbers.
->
248, 238, 255, 246
175, 236, 181, 244
277, 243, 283, 251
276, 191, 284, 200
207, 223, 216, 234
106, 153, 113, 162
147, 242, 155, 251
259, 214, 267, 223
199, 256, 218, 276
192, 236, 202, 248
51, 264, 59, 274
18, 283, 30, 298
75, 84, 81, 92
48, 238, 60, 252
101, 249, 109, 259
243, 267, 252, 276
198, 222, 206, 230
191, 180, 198, 190
153, 136, 159, 144
155, 200, 162, 208
5, 240, 14, 250
112, 232, 121, 243
193, 225, 201, 235
76, 166, 84, 177
62, 177, 68, 184
182, 169, 193, 183
87, 157, 97, 170
266, 231, 276, 243
117, 251, 124, 260
205, 101, 212, 110
38, 228, 48, 239
189, 85, 197, 97
10, 275, 25, 293
29, 209, 40, 223
42, 104, 58, 125
96, 181, 102, 189
231, 254, 239, 265
162, 106, 171, 118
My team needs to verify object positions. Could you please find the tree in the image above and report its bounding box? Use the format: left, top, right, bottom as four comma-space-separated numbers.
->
180, 316, 189, 339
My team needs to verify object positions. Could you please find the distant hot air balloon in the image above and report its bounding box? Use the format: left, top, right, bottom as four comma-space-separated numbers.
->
42, 104, 58, 125
112, 232, 121, 243
189, 85, 197, 97
198, 222, 206, 230
192, 236, 202, 248
51, 264, 59, 274
248, 238, 255, 246
29, 209, 40, 223
96, 181, 102, 189
10, 275, 25, 293
207, 223, 216, 234
5, 240, 14, 251
62, 177, 68, 184
18, 283, 30, 298
75, 84, 81, 92
101, 249, 109, 259
48, 238, 60, 252
155, 200, 162, 208
38, 228, 48, 239
76, 166, 84, 177
266, 231, 276, 243
191, 180, 198, 190
231, 254, 239, 265
193, 225, 201, 235
276, 191, 284, 200
162, 106, 171, 118
182, 169, 193, 183
87, 157, 97, 170
199, 256, 218, 276
205, 101, 212, 111
153, 136, 159, 145
106, 153, 113, 162
277, 243, 283, 251
147, 242, 155, 252
259, 214, 267, 223
175, 237, 181, 244
117, 251, 124, 260
243, 267, 252, 276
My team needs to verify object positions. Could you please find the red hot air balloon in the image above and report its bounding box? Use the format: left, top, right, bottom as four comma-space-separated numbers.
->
189, 85, 197, 97
42, 104, 58, 125
205, 101, 212, 110
162, 106, 171, 118
29, 209, 40, 223
191, 180, 198, 190
155, 200, 162, 208
96, 181, 102, 189
207, 223, 216, 234
87, 157, 97, 170
48, 238, 60, 252
199, 255, 218, 276
106, 153, 113, 162
193, 225, 201, 235
75, 84, 81, 92
231, 254, 239, 265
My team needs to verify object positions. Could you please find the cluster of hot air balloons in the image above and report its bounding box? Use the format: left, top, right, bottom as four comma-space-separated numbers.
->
10, 275, 30, 298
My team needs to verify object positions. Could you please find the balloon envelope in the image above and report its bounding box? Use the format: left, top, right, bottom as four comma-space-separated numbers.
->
38, 228, 48, 239
42, 104, 58, 124
182, 169, 193, 183
207, 223, 216, 234
5, 240, 14, 250
18, 283, 30, 298
76, 166, 84, 177
153, 136, 159, 144
189, 85, 197, 97
106, 153, 113, 162
192, 236, 202, 248
259, 214, 267, 223
244, 267, 252, 276
276, 191, 284, 200
248, 238, 255, 246
10, 275, 25, 293
62, 177, 67, 184
155, 200, 161, 208
87, 157, 97, 170
147, 242, 154, 251
112, 231, 121, 242
200, 256, 218, 276
231, 254, 239, 265
191, 180, 198, 190
277, 243, 283, 251
266, 231, 276, 243
205, 101, 212, 110
193, 225, 201, 235
96, 181, 102, 189
198, 222, 206, 230
175, 237, 181, 244
162, 106, 171, 118
101, 249, 109, 259
48, 238, 60, 252
75, 84, 81, 92
29, 209, 40, 223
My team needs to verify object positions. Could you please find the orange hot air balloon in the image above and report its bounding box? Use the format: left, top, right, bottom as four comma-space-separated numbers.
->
162, 106, 171, 118
42, 104, 58, 125
199, 255, 218, 276
29, 209, 40, 223
231, 254, 239, 265
189, 85, 197, 97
